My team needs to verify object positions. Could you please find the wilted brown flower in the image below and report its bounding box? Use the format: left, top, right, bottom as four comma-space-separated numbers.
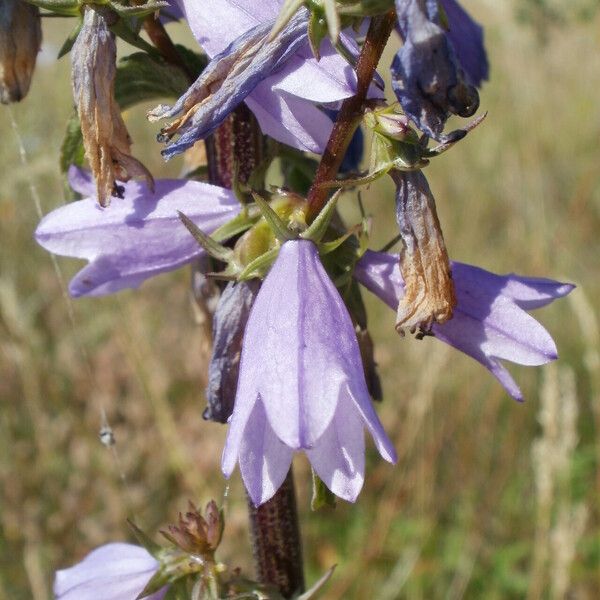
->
0, 0, 41, 104
71, 5, 152, 206
161, 500, 223, 558
392, 169, 456, 334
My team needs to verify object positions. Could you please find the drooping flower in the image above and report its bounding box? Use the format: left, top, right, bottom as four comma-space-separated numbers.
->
392, 0, 487, 139
54, 543, 165, 600
392, 169, 456, 333
158, 0, 377, 154
35, 167, 239, 297
354, 250, 574, 401
72, 5, 152, 206
222, 240, 397, 506
0, 0, 41, 104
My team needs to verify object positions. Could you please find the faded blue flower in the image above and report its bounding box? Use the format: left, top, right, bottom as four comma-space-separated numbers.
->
392, 0, 487, 139
158, 0, 377, 154
35, 167, 239, 297
222, 240, 397, 506
354, 250, 574, 401
54, 543, 165, 600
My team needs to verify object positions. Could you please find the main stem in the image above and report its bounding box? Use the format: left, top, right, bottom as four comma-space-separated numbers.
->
206, 106, 305, 598
306, 10, 396, 218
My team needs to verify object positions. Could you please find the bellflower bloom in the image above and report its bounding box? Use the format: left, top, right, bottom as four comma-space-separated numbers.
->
164, 0, 374, 154
354, 250, 574, 401
35, 167, 239, 297
392, 0, 488, 139
0, 0, 41, 104
54, 543, 165, 600
222, 240, 397, 506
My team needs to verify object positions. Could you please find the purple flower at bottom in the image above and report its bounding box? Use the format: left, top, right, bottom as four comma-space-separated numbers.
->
54, 543, 165, 600
354, 250, 574, 401
222, 240, 397, 506
35, 167, 239, 297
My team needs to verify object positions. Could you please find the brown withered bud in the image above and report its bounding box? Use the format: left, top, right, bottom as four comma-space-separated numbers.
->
392, 169, 456, 334
71, 5, 153, 206
0, 0, 41, 104
204, 279, 260, 423
161, 500, 223, 557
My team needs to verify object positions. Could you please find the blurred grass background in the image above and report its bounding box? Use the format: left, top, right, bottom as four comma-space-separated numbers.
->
1, 1, 599, 598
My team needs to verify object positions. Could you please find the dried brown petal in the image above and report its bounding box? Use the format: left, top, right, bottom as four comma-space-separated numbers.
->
392, 169, 456, 334
0, 0, 41, 104
71, 6, 152, 206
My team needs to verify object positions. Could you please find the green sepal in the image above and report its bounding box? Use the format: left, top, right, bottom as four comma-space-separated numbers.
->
57, 20, 82, 58
251, 193, 296, 242
310, 470, 336, 511
28, 0, 80, 16
295, 565, 336, 600
301, 189, 341, 243
323, 0, 341, 42
307, 10, 328, 60
108, 0, 169, 18
127, 519, 162, 557
177, 211, 234, 263
268, 0, 305, 41
210, 209, 260, 244
237, 247, 279, 281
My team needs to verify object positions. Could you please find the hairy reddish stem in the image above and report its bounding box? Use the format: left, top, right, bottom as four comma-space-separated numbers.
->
306, 10, 396, 218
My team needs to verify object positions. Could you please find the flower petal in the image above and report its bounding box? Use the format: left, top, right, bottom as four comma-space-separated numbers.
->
239, 398, 294, 506
306, 396, 365, 502
35, 175, 239, 296
54, 543, 164, 600
354, 251, 572, 401
439, 0, 489, 87
246, 86, 333, 153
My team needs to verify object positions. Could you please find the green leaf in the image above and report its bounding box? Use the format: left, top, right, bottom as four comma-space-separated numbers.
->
109, 18, 160, 55
237, 247, 279, 281
127, 519, 162, 556
115, 52, 190, 110
59, 110, 84, 199
28, 0, 80, 16
109, 0, 169, 18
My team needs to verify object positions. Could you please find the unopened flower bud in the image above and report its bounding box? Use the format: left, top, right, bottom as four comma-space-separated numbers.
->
0, 0, 41, 104
365, 105, 415, 142
204, 280, 260, 423
71, 6, 153, 206
392, 169, 456, 334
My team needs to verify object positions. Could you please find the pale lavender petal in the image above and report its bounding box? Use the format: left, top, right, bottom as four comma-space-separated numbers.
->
35, 176, 239, 297
54, 543, 165, 600
451, 262, 574, 310
67, 165, 95, 197
354, 251, 573, 400
306, 397, 365, 502
176, 0, 279, 56
238, 398, 294, 506
246, 86, 333, 153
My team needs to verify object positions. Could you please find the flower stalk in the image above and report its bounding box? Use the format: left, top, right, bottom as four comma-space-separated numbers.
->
306, 9, 396, 218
